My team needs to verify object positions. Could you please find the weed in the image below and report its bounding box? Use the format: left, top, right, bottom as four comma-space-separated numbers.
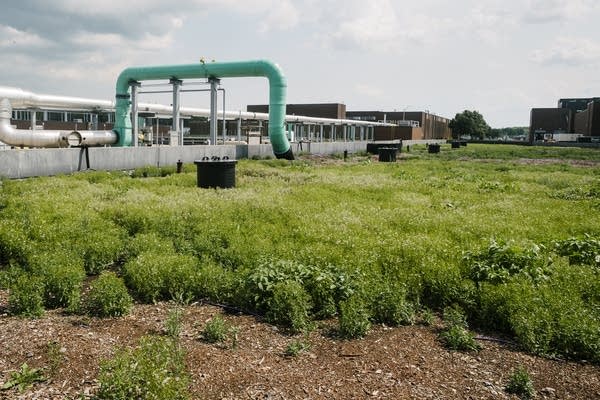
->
285, 339, 311, 357
86, 271, 132, 318
371, 283, 416, 326
1, 363, 46, 392
439, 306, 481, 351
95, 335, 189, 400
420, 308, 435, 326
165, 306, 184, 340
266, 280, 312, 333
439, 325, 482, 351
505, 366, 535, 399
8, 273, 45, 317
338, 295, 371, 339
554, 234, 600, 267
202, 315, 230, 344
45, 341, 64, 377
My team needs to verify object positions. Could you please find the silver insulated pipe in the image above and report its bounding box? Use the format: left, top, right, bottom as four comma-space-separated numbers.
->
0, 98, 117, 148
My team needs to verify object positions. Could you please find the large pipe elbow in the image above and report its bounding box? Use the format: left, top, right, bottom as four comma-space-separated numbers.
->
113, 59, 293, 159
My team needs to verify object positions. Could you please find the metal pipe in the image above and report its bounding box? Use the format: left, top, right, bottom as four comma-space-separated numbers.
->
114, 60, 294, 159
170, 78, 182, 136
209, 77, 218, 145
131, 81, 140, 147
0, 98, 116, 148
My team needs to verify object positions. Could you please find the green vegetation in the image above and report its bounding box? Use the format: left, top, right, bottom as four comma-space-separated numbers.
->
505, 366, 535, 399
0, 145, 598, 363
449, 110, 491, 139
86, 271, 132, 318
95, 336, 189, 400
439, 306, 481, 351
201, 315, 232, 344
1, 363, 46, 393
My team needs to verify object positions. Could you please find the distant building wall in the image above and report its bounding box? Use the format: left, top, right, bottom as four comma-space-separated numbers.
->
529, 108, 572, 139
574, 110, 589, 135
347, 111, 451, 140
373, 126, 423, 141
247, 103, 346, 119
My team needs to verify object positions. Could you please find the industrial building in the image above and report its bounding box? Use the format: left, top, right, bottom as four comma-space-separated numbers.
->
247, 106, 452, 141
530, 97, 600, 141
345, 110, 452, 140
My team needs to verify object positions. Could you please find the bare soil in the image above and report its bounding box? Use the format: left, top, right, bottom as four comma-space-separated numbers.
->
1, 293, 599, 400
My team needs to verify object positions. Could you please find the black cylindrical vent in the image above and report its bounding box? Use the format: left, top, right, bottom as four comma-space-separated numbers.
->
194, 158, 237, 188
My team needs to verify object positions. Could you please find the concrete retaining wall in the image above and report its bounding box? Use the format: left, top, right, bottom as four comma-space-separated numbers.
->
0, 141, 372, 179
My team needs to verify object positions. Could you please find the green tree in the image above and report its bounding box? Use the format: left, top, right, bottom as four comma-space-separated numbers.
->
449, 110, 491, 139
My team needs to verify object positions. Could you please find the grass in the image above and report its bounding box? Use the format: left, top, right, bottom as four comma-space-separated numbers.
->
0, 144, 598, 363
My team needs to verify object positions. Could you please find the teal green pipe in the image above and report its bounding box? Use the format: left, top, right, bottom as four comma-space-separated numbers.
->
114, 59, 293, 159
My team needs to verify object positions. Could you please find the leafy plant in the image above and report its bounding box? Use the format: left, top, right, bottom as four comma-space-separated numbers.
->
285, 339, 311, 357
202, 315, 230, 344
338, 295, 371, 339
165, 306, 184, 340
554, 234, 600, 267
505, 366, 535, 399
463, 240, 552, 285
439, 306, 481, 351
266, 280, 312, 333
8, 273, 45, 317
1, 363, 46, 392
371, 283, 416, 326
86, 271, 132, 318
95, 335, 189, 400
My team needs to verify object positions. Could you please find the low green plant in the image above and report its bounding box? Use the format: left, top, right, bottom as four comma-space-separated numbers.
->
202, 315, 230, 344
371, 283, 416, 326
40, 259, 85, 312
86, 271, 132, 318
1, 363, 46, 392
95, 335, 189, 400
463, 240, 552, 286
338, 295, 371, 339
165, 307, 184, 340
420, 308, 435, 326
439, 325, 481, 351
8, 273, 45, 317
45, 341, 64, 377
266, 280, 312, 333
123, 252, 198, 304
505, 366, 535, 399
284, 339, 311, 357
554, 234, 600, 267
439, 306, 481, 351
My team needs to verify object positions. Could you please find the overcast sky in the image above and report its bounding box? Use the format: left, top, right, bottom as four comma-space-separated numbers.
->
0, 0, 599, 127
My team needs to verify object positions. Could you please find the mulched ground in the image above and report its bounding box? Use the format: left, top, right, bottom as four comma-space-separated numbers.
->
1, 294, 599, 400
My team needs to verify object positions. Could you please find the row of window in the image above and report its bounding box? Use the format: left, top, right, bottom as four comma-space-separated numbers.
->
11, 110, 114, 123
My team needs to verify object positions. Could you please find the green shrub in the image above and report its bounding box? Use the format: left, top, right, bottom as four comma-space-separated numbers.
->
371, 283, 416, 326
439, 306, 481, 351
338, 295, 371, 339
201, 315, 230, 343
86, 271, 132, 318
266, 280, 312, 333
284, 339, 311, 357
505, 366, 535, 399
164, 307, 183, 340
554, 234, 600, 267
439, 325, 481, 351
8, 274, 45, 317
27, 252, 85, 311
1, 362, 46, 392
463, 240, 552, 285
95, 336, 189, 400
123, 232, 175, 261
123, 252, 198, 304
195, 260, 236, 303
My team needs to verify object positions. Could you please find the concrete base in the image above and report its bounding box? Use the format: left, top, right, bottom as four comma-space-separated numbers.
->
0, 141, 372, 179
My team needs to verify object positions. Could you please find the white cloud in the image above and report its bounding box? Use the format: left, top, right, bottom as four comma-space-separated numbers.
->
522, 0, 599, 23
531, 38, 600, 66
0, 25, 51, 49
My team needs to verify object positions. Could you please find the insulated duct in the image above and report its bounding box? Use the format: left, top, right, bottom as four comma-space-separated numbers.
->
0, 98, 117, 148
115, 59, 294, 159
